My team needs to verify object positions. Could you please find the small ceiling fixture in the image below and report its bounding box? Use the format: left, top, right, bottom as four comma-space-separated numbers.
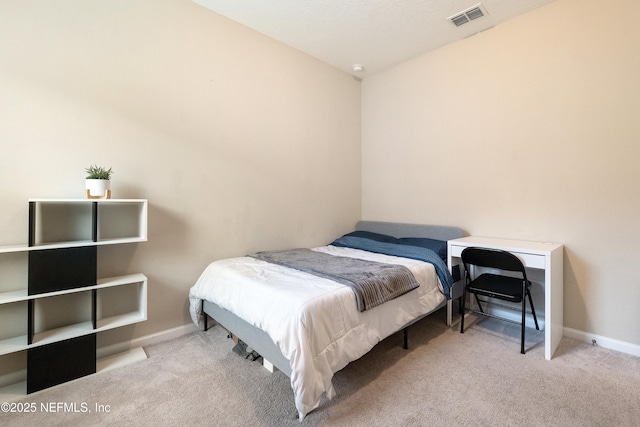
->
352, 64, 365, 72
448, 3, 487, 27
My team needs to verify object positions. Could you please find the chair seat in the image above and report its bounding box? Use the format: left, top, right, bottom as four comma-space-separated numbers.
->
467, 273, 529, 303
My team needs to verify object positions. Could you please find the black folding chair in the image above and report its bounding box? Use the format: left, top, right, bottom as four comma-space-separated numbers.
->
460, 247, 539, 354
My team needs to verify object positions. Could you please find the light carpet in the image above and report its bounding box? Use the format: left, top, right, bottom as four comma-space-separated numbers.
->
2, 308, 639, 426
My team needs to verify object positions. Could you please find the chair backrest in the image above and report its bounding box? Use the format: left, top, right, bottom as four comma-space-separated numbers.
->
461, 247, 526, 276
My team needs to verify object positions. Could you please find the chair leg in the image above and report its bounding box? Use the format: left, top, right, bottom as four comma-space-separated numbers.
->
460, 288, 466, 333
521, 298, 526, 354
474, 294, 484, 313
527, 290, 540, 330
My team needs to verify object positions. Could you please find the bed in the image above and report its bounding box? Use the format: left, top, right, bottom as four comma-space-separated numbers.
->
188, 221, 465, 420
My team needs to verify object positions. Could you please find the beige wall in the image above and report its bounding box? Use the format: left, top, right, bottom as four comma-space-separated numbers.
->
362, 0, 640, 346
0, 0, 361, 351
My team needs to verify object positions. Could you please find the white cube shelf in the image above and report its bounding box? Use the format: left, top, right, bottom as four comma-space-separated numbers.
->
0, 199, 148, 398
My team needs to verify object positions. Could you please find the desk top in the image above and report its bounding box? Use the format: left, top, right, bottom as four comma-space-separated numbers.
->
449, 236, 563, 255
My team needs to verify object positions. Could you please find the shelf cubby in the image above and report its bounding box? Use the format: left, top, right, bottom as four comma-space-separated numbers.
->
0, 301, 28, 356
27, 199, 147, 248
97, 201, 147, 242
31, 291, 93, 345
96, 275, 147, 331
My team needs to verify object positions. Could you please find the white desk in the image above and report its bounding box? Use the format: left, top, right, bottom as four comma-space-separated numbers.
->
447, 236, 564, 360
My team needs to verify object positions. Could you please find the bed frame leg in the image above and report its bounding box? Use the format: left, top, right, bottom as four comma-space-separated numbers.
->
403, 327, 408, 350
202, 301, 209, 331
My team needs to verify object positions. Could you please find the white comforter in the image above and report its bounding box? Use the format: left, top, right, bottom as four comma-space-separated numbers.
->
188, 245, 445, 420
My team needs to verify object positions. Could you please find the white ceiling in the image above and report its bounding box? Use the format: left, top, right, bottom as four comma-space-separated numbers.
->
191, 0, 557, 77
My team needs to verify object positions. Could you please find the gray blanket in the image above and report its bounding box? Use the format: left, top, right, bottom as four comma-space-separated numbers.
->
249, 248, 420, 312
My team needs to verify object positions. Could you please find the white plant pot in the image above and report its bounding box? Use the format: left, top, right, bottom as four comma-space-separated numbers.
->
86, 179, 111, 198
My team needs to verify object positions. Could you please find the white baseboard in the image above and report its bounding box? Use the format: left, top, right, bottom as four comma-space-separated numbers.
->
97, 323, 200, 359
564, 327, 640, 358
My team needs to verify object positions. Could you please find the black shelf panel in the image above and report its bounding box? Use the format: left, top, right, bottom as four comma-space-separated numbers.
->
27, 334, 96, 394
28, 247, 97, 295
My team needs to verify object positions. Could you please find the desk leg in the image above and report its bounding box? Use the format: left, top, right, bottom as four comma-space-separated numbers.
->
447, 300, 462, 327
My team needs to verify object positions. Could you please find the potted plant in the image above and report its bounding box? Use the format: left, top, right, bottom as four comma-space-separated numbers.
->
85, 165, 113, 199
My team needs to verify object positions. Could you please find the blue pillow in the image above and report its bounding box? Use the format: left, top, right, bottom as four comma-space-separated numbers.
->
337, 231, 447, 261
340, 230, 397, 243
398, 237, 447, 261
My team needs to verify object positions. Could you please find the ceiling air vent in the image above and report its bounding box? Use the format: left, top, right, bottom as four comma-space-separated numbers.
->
448, 4, 487, 27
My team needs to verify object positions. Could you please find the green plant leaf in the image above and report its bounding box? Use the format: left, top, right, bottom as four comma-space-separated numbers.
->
85, 165, 113, 180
